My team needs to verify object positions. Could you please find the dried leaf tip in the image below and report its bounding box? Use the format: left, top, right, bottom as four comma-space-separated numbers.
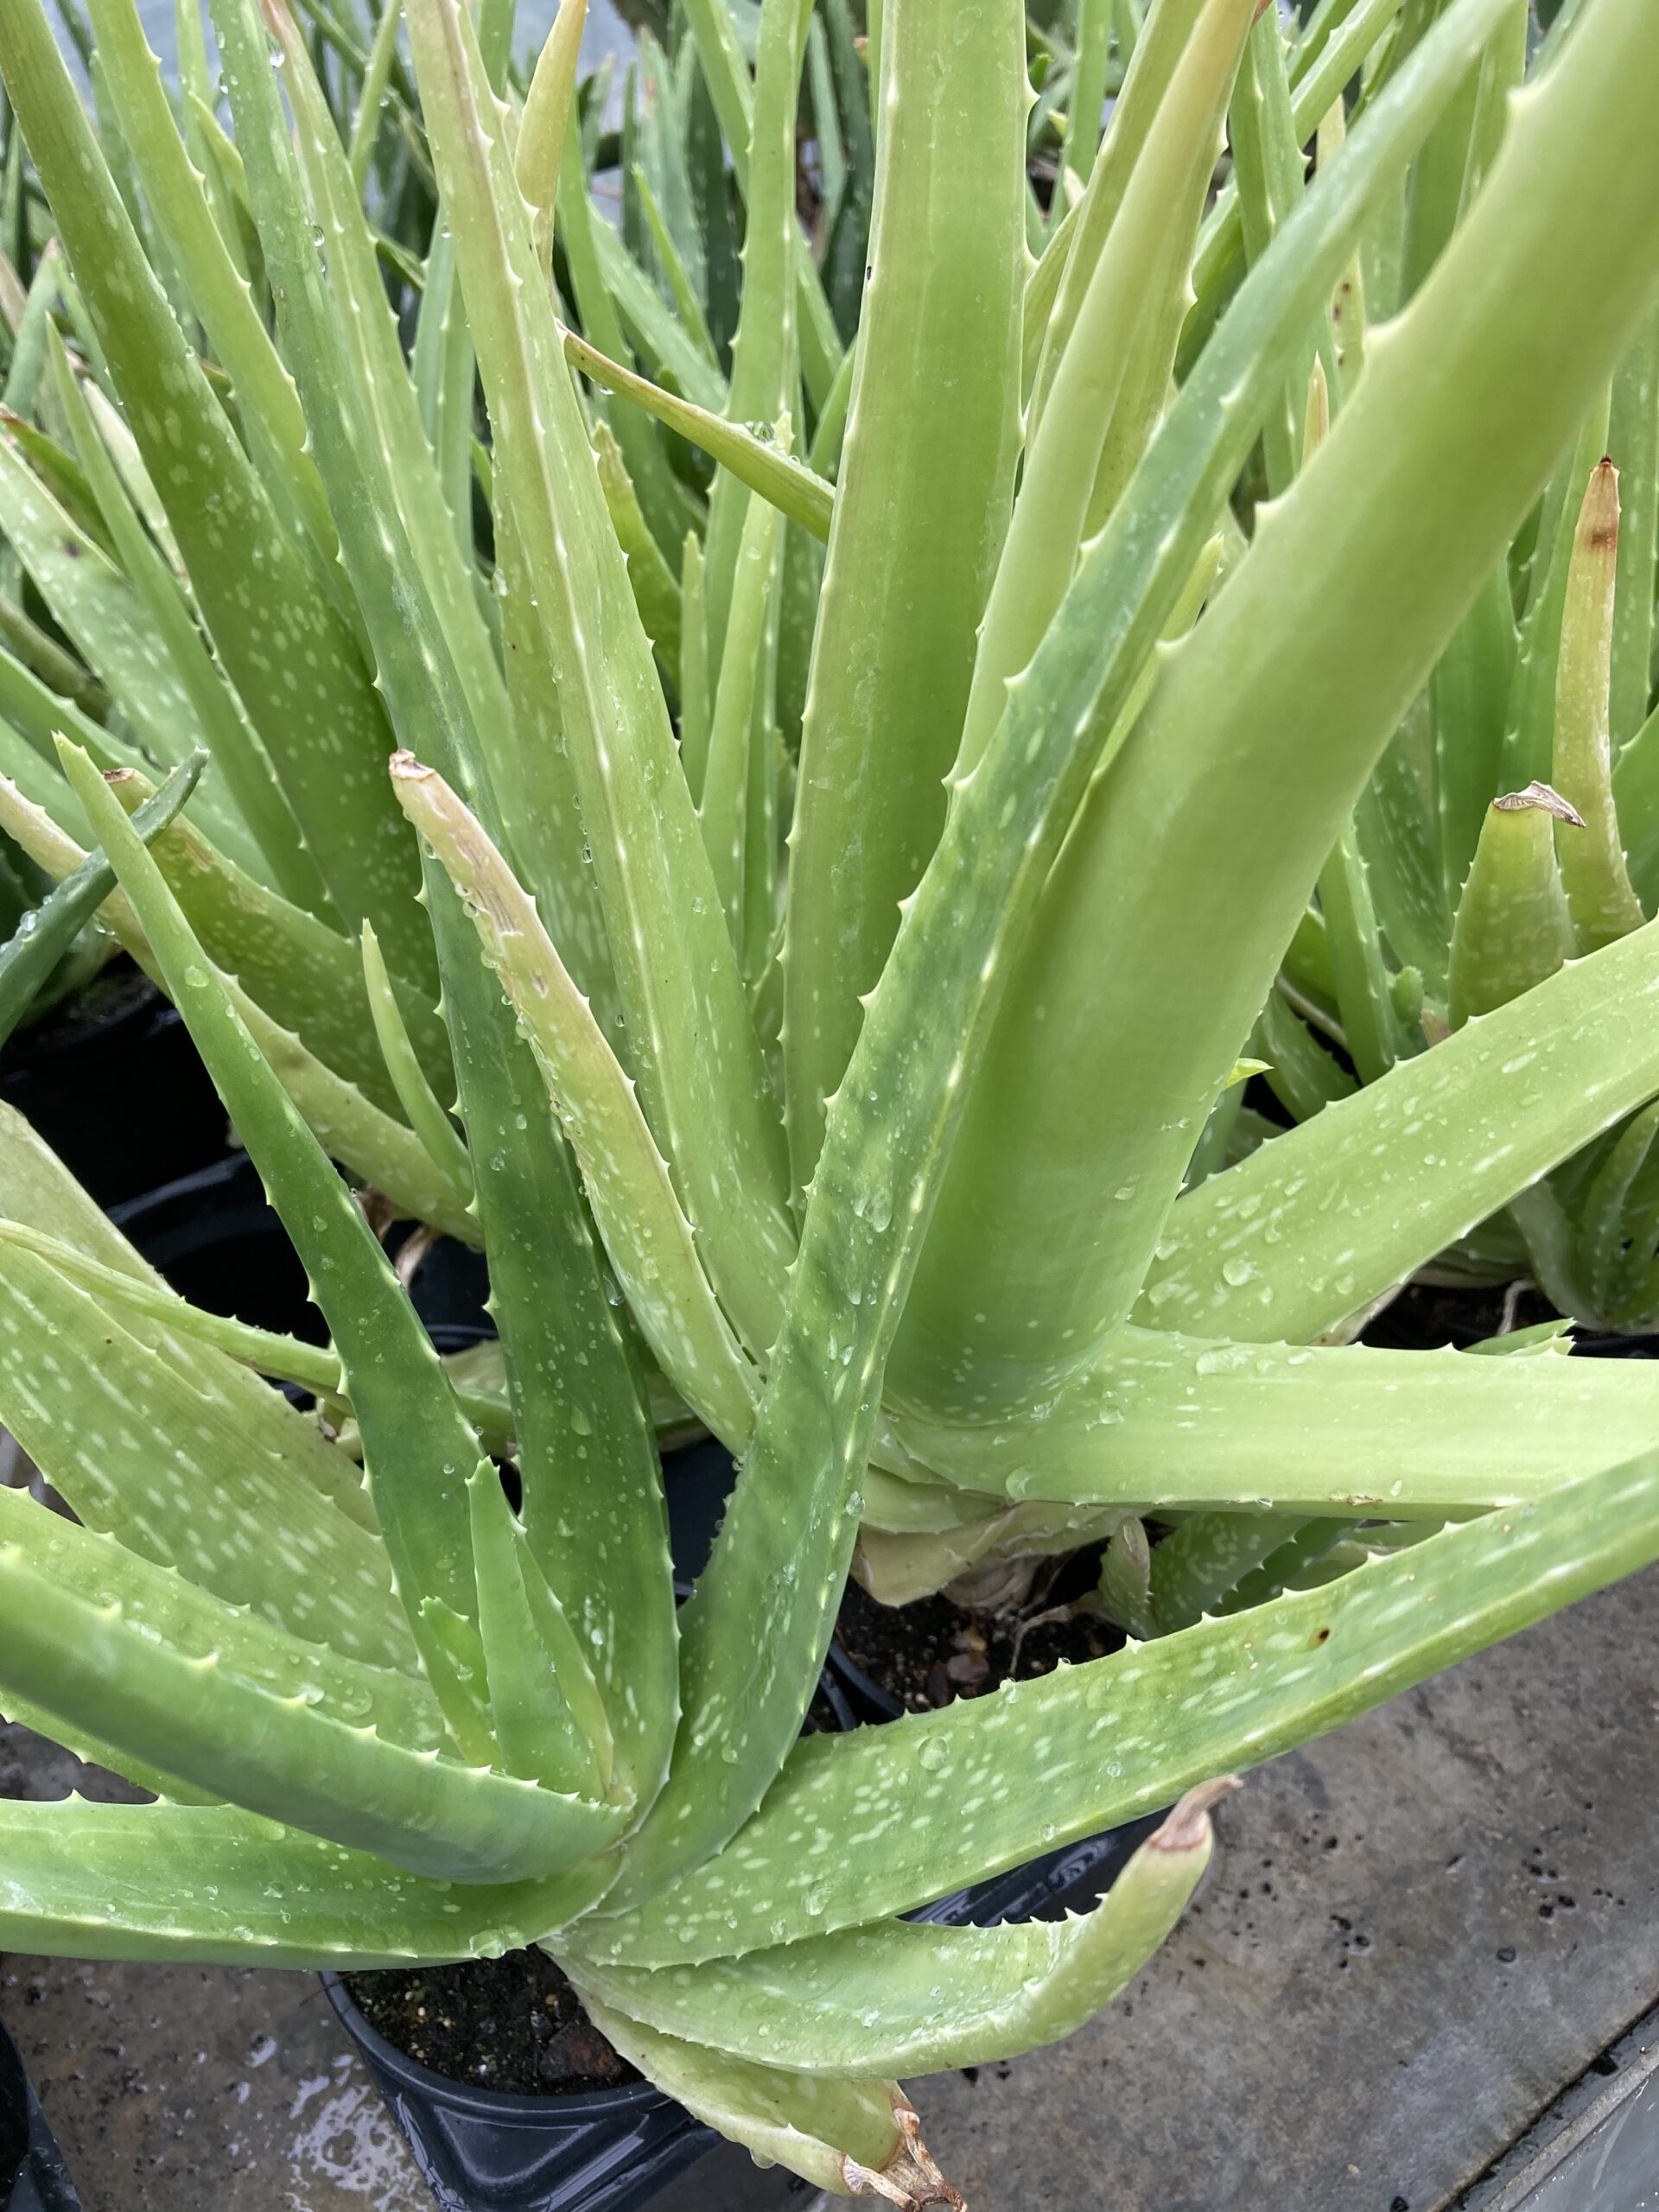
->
1492, 780, 1586, 827
1577, 456, 1620, 554
388, 751, 434, 783
1149, 1774, 1243, 1853
843, 2101, 965, 2209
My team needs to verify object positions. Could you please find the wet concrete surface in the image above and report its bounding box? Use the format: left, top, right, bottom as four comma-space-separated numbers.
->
4, 1566, 1658, 2210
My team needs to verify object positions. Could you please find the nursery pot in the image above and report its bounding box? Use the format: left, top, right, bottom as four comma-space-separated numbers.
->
0, 962, 228, 1207
111, 1152, 326, 1343
0, 2018, 79, 2212
321, 1974, 821, 2212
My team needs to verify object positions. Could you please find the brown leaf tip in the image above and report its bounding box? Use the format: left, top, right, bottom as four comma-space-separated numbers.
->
1149, 1774, 1243, 1853
388, 751, 432, 782
1493, 780, 1585, 828
844, 2102, 966, 2209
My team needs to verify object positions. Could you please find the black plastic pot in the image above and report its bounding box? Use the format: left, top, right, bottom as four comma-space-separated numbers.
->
0, 2019, 79, 2212
321, 1974, 821, 2212
111, 1152, 327, 1343
0, 962, 228, 1206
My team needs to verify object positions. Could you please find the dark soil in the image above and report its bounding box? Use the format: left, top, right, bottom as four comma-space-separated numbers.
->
1360, 1279, 1559, 1351
836, 1546, 1123, 1714
344, 1950, 639, 2097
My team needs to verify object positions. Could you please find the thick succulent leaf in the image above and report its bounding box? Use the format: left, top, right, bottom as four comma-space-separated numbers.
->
80, 0, 340, 583
404, 0, 794, 1361
0, 1240, 410, 1668
60, 745, 500, 1741
897, 1324, 1659, 1518
0, 1503, 622, 1885
0, 430, 274, 888
899, 0, 1659, 1411
574, 1994, 963, 2209
601, 0, 1516, 1910
423, 855, 679, 1810
394, 760, 758, 1449
0, 1797, 612, 1967
0, 750, 200, 1048
781, 0, 1026, 1188
1139, 921, 1659, 1340
1610, 308, 1659, 751
0, 774, 475, 1240
47, 327, 322, 912
209, 0, 508, 839
577, 1783, 1224, 2075
563, 326, 832, 540
955, 0, 1252, 785
98, 763, 448, 1115
0, 0, 432, 985
0, 1483, 436, 1747
697, 0, 805, 672
587, 1440, 1659, 1964
0, 1098, 378, 1529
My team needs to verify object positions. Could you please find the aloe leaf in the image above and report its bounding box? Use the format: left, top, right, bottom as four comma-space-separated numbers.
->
0, 1480, 435, 1747
954, 0, 1253, 786
1148, 1511, 1311, 1632
0, 430, 273, 887
422, 852, 680, 1809
898, 1322, 1659, 1519
1500, 398, 1611, 792
1140, 917, 1659, 1342
0, 1213, 515, 1453
393, 759, 757, 1448
591, 420, 683, 677
563, 326, 833, 541
632, 165, 718, 370
556, 121, 690, 563
1552, 458, 1647, 950
588, 214, 731, 418
679, 530, 712, 799
99, 756, 447, 1114
588, 1440, 1659, 1964
58, 741, 504, 1741
0, 750, 200, 1047
211, 0, 510, 836
0, 1236, 416, 1668
898, 0, 1659, 1412
0, 1491, 621, 1884
1181, 0, 1407, 378
700, 480, 781, 945
81, 0, 339, 583
518, 0, 585, 269
580, 1783, 1225, 2075
45, 329, 321, 912
611, 0, 1529, 1909
1609, 308, 1659, 752
404, 0, 795, 1361
361, 919, 473, 1203
575, 1994, 962, 2210
0, 1097, 380, 1535
0, 1797, 607, 1967
0, 0, 430, 982
349, 0, 408, 191
0, 772, 475, 1239
1446, 784, 1577, 1027
698, 0, 805, 674
781, 0, 1026, 1188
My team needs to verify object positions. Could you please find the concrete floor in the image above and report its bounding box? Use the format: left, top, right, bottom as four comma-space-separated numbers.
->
4, 1566, 1658, 2212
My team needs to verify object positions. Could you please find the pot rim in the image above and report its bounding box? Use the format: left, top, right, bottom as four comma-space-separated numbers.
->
321, 1968, 668, 2122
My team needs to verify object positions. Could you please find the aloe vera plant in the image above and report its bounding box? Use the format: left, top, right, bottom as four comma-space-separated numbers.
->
4, 0, 1659, 2196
